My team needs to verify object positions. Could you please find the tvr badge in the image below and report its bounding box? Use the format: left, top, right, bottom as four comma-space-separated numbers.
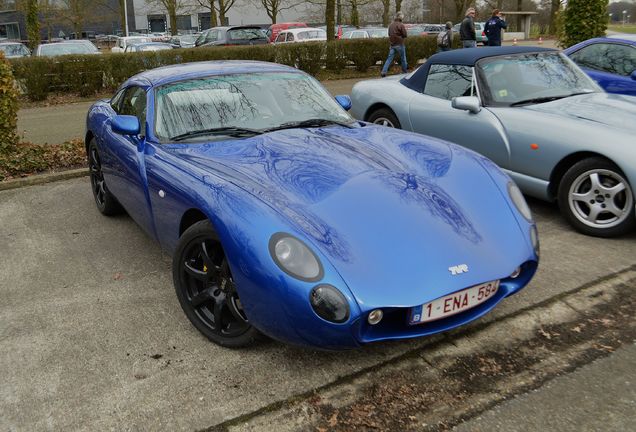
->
449, 264, 469, 275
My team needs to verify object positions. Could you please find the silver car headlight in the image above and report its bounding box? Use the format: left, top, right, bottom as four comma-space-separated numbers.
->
508, 181, 533, 222
269, 233, 323, 281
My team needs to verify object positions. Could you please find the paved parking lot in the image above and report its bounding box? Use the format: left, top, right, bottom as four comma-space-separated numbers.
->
1, 177, 634, 431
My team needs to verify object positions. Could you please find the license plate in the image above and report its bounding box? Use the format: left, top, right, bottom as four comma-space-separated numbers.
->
409, 280, 500, 325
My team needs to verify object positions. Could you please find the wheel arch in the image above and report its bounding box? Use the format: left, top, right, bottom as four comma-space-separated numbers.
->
364, 102, 397, 122
179, 208, 211, 237
85, 130, 94, 154
548, 151, 619, 200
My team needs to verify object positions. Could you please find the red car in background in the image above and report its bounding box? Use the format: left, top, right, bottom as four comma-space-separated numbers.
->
266, 22, 307, 42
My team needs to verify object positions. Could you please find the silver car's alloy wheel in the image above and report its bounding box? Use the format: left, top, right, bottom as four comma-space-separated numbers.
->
373, 117, 396, 128
568, 169, 633, 229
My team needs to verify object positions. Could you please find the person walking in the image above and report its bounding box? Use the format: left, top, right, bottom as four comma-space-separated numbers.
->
459, 7, 477, 48
381, 12, 408, 77
436, 21, 454, 52
484, 9, 507, 46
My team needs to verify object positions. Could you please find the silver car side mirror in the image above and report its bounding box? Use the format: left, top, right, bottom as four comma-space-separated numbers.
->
452, 96, 481, 114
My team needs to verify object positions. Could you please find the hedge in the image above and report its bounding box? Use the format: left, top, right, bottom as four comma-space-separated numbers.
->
9, 36, 448, 101
0, 52, 18, 152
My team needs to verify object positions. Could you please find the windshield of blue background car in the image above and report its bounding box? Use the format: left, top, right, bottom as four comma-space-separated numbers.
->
477, 52, 601, 106
154, 72, 353, 142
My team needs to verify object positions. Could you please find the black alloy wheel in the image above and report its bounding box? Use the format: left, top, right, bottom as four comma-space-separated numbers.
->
88, 139, 122, 215
173, 220, 260, 347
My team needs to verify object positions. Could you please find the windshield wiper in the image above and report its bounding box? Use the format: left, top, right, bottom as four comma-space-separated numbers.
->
510, 96, 569, 107
170, 126, 263, 142
264, 118, 355, 132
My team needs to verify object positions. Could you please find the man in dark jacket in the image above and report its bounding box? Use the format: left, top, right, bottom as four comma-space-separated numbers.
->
381, 12, 408, 77
459, 7, 476, 48
484, 9, 507, 46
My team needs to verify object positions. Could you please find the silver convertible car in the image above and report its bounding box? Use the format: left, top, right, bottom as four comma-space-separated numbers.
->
351, 47, 636, 237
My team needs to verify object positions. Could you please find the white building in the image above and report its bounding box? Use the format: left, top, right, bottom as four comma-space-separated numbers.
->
130, 0, 308, 33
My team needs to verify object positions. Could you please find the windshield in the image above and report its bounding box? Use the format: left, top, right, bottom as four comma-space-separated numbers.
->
478, 52, 601, 106
297, 30, 326, 40
39, 43, 98, 56
367, 29, 388, 38
155, 72, 353, 142
138, 44, 172, 51
228, 28, 267, 41
0, 44, 28, 56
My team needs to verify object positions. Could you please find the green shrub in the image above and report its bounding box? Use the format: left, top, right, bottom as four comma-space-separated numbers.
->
0, 52, 18, 153
10, 39, 441, 101
558, 0, 609, 48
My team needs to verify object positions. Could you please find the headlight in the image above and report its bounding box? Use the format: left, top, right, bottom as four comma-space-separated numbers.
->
508, 181, 533, 222
269, 233, 323, 281
530, 224, 540, 257
310, 285, 350, 323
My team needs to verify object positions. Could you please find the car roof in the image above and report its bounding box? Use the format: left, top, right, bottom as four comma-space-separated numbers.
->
562, 37, 636, 55
282, 27, 325, 34
122, 60, 300, 88
402, 46, 557, 92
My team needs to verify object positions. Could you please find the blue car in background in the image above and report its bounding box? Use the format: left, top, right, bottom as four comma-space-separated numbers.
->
85, 61, 538, 349
563, 36, 636, 96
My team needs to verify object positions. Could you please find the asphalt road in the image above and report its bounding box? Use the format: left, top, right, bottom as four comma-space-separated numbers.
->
1, 177, 634, 431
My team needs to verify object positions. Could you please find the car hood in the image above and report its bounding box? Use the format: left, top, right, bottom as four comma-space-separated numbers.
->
168, 126, 531, 308
521, 92, 636, 133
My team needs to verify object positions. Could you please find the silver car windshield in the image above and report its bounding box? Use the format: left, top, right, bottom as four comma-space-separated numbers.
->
478, 52, 601, 106
155, 72, 353, 141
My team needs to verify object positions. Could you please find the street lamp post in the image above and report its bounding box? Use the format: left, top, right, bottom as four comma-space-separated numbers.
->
124, 0, 129, 37
623, 10, 627, 26
609, 13, 613, 24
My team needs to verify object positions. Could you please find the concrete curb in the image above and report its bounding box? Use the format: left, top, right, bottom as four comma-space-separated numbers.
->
0, 168, 88, 192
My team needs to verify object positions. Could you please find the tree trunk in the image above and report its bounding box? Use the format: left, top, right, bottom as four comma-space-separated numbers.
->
549, 0, 560, 35
382, 0, 390, 26
326, 0, 335, 40
350, 1, 359, 27
395, 0, 403, 14
26, 0, 40, 50
168, 4, 178, 35
218, 0, 226, 25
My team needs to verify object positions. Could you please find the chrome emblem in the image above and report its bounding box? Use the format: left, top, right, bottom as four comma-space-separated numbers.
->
449, 264, 469, 275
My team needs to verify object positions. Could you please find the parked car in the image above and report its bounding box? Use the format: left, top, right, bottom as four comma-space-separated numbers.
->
407, 24, 444, 37
266, 22, 307, 42
452, 21, 487, 45
273, 27, 326, 44
169, 34, 198, 48
341, 27, 388, 39
195, 26, 269, 47
0, 41, 30, 58
318, 24, 357, 39
351, 47, 636, 237
124, 42, 174, 53
85, 60, 538, 349
563, 36, 636, 96
35, 40, 100, 56
111, 36, 153, 53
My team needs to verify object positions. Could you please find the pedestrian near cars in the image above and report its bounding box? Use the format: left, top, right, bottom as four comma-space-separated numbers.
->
436, 21, 454, 52
460, 7, 477, 48
381, 12, 408, 77
484, 9, 507, 46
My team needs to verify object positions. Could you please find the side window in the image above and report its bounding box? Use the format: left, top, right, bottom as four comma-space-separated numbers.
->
275, 33, 286, 43
110, 88, 126, 113
205, 30, 217, 43
119, 87, 147, 135
569, 43, 608, 72
286, 32, 294, 42
604, 44, 636, 76
424, 64, 473, 100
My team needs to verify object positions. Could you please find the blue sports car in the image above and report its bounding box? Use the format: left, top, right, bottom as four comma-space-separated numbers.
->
563, 36, 636, 96
86, 61, 538, 349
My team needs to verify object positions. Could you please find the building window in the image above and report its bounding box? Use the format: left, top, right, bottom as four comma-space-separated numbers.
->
0, 1, 17, 12
176, 15, 192, 31
0, 22, 20, 40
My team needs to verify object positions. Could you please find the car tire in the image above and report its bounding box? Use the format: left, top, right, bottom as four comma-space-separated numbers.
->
557, 157, 635, 238
367, 108, 401, 129
173, 220, 261, 347
88, 138, 123, 216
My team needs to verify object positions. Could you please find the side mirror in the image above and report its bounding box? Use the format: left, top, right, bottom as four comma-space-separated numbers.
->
335, 95, 352, 111
631, 70, 636, 81
452, 96, 481, 114
112, 115, 140, 136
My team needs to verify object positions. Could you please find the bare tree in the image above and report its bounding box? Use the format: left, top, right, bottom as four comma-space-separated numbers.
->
380, 0, 390, 26
196, 0, 218, 27
254, 0, 304, 24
